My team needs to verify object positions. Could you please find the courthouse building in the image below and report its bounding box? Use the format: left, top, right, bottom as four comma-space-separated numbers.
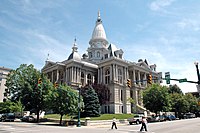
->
42, 11, 161, 114
0, 67, 11, 102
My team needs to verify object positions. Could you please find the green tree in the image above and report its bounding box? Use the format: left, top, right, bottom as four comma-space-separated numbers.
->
48, 85, 80, 125
5, 64, 53, 122
91, 84, 110, 105
184, 93, 198, 113
168, 84, 183, 94
0, 101, 14, 113
143, 84, 171, 115
170, 93, 188, 118
81, 85, 100, 117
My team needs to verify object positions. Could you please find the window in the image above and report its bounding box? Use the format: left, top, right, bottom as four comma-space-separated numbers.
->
89, 52, 92, 58
105, 69, 110, 84
97, 51, 100, 57
118, 69, 122, 84
105, 54, 108, 59
87, 74, 92, 85
121, 89, 123, 101
119, 54, 122, 59
81, 72, 84, 86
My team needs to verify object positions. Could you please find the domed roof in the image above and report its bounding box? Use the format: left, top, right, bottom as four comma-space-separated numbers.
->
67, 38, 81, 61
68, 52, 81, 61
90, 11, 107, 43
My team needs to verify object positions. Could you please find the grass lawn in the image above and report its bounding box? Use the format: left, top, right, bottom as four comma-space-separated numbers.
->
44, 114, 133, 121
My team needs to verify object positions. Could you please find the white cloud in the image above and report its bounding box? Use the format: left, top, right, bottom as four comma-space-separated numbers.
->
150, 0, 175, 11
176, 18, 200, 31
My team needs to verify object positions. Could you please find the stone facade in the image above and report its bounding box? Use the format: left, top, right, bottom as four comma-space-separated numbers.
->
42, 11, 161, 114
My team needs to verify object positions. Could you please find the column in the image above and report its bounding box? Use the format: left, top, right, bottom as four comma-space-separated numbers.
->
51, 71, 53, 83
71, 67, 74, 82
85, 72, 88, 85
98, 68, 100, 83
112, 64, 115, 81
133, 70, 136, 85
116, 65, 118, 82
110, 66, 112, 82
65, 68, 68, 83
56, 70, 59, 82
144, 73, 147, 86
74, 67, 77, 83
138, 71, 141, 86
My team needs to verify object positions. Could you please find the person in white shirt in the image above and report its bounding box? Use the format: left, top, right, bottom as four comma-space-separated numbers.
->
111, 117, 117, 129
140, 116, 147, 132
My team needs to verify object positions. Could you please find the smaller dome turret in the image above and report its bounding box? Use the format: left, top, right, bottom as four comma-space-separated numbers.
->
68, 38, 81, 61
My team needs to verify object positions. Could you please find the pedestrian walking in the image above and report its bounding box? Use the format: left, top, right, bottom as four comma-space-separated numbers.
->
111, 117, 117, 129
140, 116, 147, 132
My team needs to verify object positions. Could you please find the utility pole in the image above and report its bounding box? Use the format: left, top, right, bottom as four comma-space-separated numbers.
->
194, 61, 200, 84
77, 85, 81, 127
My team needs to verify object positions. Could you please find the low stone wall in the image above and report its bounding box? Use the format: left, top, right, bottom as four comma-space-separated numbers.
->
88, 119, 128, 126
46, 118, 129, 127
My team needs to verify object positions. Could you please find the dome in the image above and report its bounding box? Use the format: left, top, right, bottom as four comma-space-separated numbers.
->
68, 52, 81, 61
91, 23, 107, 40
89, 11, 108, 44
67, 38, 81, 61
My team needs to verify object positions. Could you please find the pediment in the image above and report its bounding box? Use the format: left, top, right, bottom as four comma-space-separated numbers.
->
42, 61, 56, 70
137, 61, 151, 70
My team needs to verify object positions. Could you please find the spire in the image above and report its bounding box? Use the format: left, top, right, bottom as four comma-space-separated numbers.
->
46, 53, 50, 61
72, 37, 78, 52
96, 10, 102, 23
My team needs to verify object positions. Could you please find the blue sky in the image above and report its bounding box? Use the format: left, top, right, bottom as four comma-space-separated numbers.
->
1, 0, 200, 93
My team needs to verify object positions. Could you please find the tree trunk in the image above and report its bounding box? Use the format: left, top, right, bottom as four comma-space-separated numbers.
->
60, 114, 63, 125
37, 109, 40, 123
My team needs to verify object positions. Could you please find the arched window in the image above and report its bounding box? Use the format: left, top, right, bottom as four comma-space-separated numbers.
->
97, 51, 100, 57
87, 74, 92, 85
81, 72, 84, 86
118, 69, 122, 84
105, 69, 110, 84
89, 52, 92, 58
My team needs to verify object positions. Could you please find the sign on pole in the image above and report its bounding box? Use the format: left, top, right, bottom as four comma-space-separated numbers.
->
179, 78, 187, 83
165, 72, 170, 84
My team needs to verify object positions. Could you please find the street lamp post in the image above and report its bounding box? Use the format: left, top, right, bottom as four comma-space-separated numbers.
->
77, 85, 81, 127
194, 61, 200, 84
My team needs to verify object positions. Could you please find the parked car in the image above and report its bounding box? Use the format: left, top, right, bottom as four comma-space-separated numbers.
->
166, 114, 176, 121
184, 113, 196, 119
147, 116, 159, 122
0, 114, 6, 122
21, 116, 36, 122
4, 113, 15, 122
127, 114, 144, 125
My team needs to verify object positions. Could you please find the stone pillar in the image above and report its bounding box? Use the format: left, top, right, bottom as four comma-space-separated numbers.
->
85, 72, 88, 85
113, 64, 115, 81
98, 68, 100, 83
56, 70, 59, 82
133, 70, 136, 85
51, 71, 53, 83
144, 73, 147, 86
71, 67, 73, 82
116, 65, 118, 81
65, 68, 68, 83
110, 66, 112, 82
138, 71, 141, 86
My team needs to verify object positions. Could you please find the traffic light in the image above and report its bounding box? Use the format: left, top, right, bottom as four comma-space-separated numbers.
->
147, 74, 152, 85
54, 82, 58, 88
127, 79, 131, 88
38, 78, 42, 86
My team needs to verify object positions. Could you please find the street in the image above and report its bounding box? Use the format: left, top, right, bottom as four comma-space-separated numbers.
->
0, 118, 200, 133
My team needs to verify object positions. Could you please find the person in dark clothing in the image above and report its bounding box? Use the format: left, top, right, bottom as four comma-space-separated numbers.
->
140, 116, 147, 132
111, 117, 117, 129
